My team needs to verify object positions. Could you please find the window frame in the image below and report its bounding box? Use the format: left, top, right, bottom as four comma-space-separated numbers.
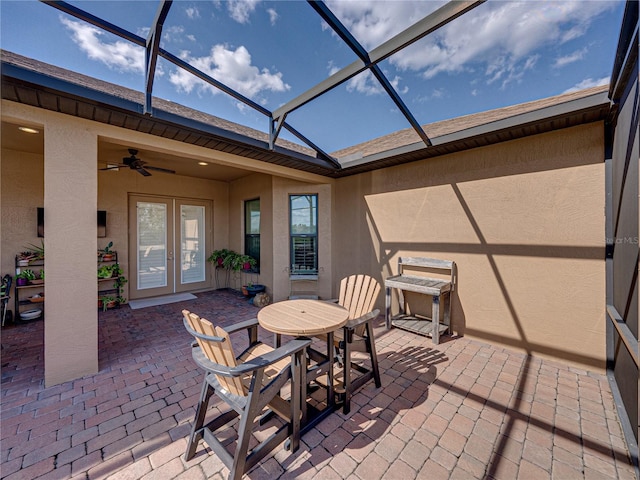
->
289, 194, 318, 275
244, 198, 260, 272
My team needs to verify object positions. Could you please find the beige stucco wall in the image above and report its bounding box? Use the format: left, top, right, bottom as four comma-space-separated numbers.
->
271, 177, 333, 302
228, 173, 273, 292
2, 100, 336, 384
2, 97, 607, 379
98, 159, 230, 299
333, 123, 606, 370
1, 149, 44, 278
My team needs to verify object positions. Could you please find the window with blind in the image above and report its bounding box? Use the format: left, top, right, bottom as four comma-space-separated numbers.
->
244, 198, 260, 271
290, 194, 318, 274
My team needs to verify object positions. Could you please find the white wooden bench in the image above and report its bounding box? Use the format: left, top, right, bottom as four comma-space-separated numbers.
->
385, 257, 456, 344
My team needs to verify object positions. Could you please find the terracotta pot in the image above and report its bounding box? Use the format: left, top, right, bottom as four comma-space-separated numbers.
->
241, 286, 249, 296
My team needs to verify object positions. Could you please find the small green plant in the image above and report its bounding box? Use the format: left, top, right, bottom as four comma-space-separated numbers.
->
38, 269, 44, 280
99, 295, 116, 312
207, 248, 234, 267
233, 254, 257, 272
17, 269, 36, 281
23, 239, 45, 259
97, 265, 113, 279
102, 241, 113, 254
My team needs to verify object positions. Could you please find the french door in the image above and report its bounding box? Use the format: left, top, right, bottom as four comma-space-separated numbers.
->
128, 195, 211, 299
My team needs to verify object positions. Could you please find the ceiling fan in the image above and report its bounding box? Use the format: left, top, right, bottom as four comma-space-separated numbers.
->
101, 149, 176, 177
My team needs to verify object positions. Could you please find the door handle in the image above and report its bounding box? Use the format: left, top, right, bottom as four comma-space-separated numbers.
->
168, 251, 173, 261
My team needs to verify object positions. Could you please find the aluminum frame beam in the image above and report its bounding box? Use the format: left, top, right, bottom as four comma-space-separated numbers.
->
273, 1, 485, 120
307, 0, 431, 147
40, 0, 335, 165
39, 0, 485, 170
145, 1, 173, 115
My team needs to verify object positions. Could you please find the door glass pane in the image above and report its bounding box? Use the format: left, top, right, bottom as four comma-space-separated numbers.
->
137, 202, 167, 289
181, 205, 205, 284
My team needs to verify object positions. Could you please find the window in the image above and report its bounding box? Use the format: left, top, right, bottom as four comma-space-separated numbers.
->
290, 194, 318, 274
244, 198, 260, 270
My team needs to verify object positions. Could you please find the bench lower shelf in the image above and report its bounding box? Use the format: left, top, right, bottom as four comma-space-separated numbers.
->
390, 314, 449, 338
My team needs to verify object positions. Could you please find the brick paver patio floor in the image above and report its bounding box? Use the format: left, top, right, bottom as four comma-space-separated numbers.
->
1, 289, 636, 479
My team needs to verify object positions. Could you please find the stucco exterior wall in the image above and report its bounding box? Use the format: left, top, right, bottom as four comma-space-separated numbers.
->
333, 123, 606, 370
1, 149, 44, 278
228, 173, 273, 293
271, 177, 333, 302
98, 159, 230, 299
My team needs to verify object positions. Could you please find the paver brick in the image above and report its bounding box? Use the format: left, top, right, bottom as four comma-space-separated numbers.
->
0, 290, 635, 480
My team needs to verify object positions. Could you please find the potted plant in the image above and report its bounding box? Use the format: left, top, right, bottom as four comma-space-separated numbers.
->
110, 263, 123, 278
16, 269, 36, 286
17, 251, 33, 267
207, 248, 233, 267
16, 271, 30, 286
245, 282, 266, 296
23, 240, 45, 261
100, 242, 114, 261
30, 269, 44, 285
231, 254, 256, 272
99, 295, 117, 311
97, 264, 113, 279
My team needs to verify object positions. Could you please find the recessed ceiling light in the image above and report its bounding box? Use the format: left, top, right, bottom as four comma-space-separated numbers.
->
19, 126, 40, 134
198, 162, 208, 166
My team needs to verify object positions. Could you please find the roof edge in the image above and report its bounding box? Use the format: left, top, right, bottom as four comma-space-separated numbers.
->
339, 89, 610, 169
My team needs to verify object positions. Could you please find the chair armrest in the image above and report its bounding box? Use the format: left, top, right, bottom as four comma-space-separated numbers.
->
191, 338, 311, 377
344, 309, 379, 330
225, 317, 259, 334
191, 346, 236, 376
230, 338, 311, 376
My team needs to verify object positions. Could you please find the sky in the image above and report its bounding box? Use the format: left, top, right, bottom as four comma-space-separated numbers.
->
0, 0, 626, 155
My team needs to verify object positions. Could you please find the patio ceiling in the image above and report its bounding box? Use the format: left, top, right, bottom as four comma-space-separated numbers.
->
1, 0, 613, 180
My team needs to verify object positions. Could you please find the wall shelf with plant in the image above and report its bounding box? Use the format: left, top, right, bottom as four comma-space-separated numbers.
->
96, 246, 127, 311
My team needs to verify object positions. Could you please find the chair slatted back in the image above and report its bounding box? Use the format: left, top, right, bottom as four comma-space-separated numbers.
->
338, 275, 381, 335
183, 310, 245, 397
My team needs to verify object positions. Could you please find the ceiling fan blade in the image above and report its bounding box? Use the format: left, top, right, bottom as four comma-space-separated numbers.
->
136, 167, 152, 177
144, 165, 176, 174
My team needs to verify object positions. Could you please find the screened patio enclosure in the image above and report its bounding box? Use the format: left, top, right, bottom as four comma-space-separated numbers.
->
0, 0, 637, 469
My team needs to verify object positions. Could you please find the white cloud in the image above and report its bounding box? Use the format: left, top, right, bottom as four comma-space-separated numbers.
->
227, 0, 259, 24
346, 70, 383, 95
267, 8, 278, 26
345, 70, 408, 96
563, 76, 610, 93
554, 48, 588, 68
168, 44, 290, 99
390, 76, 408, 95
60, 16, 145, 74
163, 25, 185, 43
185, 6, 200, 20
325, 0, 617, 86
